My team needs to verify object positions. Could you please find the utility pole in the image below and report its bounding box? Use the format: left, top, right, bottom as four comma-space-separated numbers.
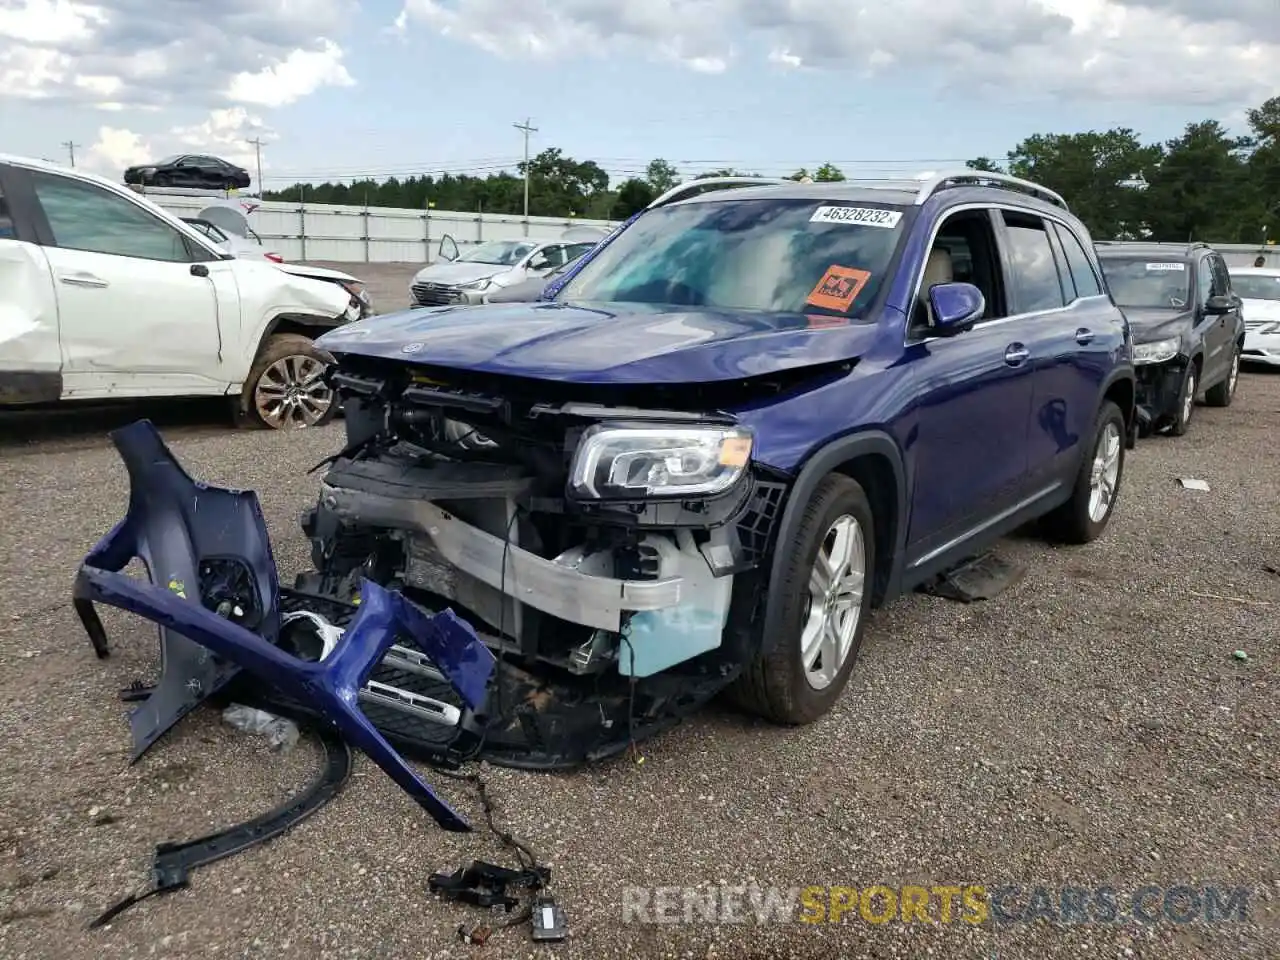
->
244, 137, 265, 193
62, 141, 80, 167
513, 118, 537, 217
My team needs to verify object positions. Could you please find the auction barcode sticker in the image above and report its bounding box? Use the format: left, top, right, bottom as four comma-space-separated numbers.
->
811, 206, 903, 228
1146, 262, 1185, 271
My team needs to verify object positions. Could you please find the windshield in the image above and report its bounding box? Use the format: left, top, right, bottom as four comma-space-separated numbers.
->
458, 240, 537, 265
156, 155, 182, 165
1231, 274, 1280, 301
1098, 257, 1190, 309
556, 198, 908, 316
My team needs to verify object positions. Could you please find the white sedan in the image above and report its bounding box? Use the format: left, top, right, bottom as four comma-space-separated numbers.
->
1232, 266, 1280, 367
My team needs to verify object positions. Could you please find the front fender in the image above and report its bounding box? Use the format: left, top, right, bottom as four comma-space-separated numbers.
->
758, 429, 908, 657
239, 271, 352, 367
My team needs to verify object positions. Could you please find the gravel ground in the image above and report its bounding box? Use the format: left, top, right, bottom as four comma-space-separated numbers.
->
310, 261, 418, 314
0, 332, 1276, 957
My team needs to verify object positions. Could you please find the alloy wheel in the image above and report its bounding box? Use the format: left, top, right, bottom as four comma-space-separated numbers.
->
800, 515, 866, 690
253, 355, 333, 429
1088, 421, 1122, 523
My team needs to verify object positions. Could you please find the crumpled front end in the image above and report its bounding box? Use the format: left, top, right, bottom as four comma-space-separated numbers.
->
1134, 357, 1188, 431
271, 268, 356, 324
297, 360, 792, 766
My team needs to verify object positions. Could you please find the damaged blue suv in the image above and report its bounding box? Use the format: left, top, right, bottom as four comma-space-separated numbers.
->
290, 171, 1135, 759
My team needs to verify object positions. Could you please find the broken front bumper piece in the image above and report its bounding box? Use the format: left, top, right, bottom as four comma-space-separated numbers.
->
316, 481, 683, 635
73, 420, 495, 831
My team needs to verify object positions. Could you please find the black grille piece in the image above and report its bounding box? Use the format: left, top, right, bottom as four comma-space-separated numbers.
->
736, 479, 787, 565
411, 282, 462, 307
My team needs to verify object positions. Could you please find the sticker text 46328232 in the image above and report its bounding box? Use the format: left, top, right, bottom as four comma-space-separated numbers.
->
810, 206, 902, 228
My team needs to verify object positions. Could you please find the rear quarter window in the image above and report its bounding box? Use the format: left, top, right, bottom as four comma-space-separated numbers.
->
1050, 222, 1102, 298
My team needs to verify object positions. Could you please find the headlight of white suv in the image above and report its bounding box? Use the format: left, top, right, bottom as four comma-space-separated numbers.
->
568, 425, 753, 499
1132, 337, 1180, 365
457, 277, 492, 291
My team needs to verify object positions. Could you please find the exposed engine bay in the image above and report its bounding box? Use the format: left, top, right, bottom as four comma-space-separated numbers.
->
290, 358, 792, 766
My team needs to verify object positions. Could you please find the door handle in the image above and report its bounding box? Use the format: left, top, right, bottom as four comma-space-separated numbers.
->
1004, 343, 1030, 366
1075, 327, 1094, 345
59, 272, 109, 288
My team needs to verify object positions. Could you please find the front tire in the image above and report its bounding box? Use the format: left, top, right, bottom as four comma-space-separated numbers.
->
1204, 344, 1240, 407
1042, 400, 1126, 544
1167, 361, 1197, 436
236, 333, 338, 430
731, 473, 875, 725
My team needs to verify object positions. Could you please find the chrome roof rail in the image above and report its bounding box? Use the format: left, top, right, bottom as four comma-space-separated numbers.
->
914, 170, 1069, 211
646, 176, 791, 210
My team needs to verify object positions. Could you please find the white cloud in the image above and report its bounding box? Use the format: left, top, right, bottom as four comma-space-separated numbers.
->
0, 0, 106, 44
395, 0, 1280, 107
0, 0, 356, 110
78, 107, 272, 181
226, 40, 354, 107
82, 126, 152, 173
0, 46, 70, 99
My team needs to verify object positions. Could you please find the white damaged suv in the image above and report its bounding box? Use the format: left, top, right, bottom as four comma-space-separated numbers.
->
0, 155, 359, 429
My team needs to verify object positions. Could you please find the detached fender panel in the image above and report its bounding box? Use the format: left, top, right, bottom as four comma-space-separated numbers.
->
73, 419, 493, 831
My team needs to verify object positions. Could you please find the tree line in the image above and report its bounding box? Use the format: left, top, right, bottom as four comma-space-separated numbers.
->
263, 96, 1279, 243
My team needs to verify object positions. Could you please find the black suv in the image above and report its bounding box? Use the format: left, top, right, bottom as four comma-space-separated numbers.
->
1095, 241, 1244, 436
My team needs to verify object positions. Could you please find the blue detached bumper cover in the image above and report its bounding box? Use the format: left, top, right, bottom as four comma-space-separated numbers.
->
72, 419, 495, 832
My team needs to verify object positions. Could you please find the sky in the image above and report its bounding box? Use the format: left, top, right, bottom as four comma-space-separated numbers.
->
1, 0, 1278, 194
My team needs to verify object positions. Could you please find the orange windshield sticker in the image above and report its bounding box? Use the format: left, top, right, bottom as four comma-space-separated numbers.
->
805, 266, 871, 312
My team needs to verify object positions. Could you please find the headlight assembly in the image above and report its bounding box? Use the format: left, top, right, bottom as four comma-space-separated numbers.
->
457, 277, 492, 291
1133, 337, 1180, 365
568, 425, 753, 499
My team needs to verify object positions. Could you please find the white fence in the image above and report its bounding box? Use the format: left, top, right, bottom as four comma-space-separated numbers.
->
142, 191, 1280, 269
147, 194, 619, 263
1215, 244, 1280, 269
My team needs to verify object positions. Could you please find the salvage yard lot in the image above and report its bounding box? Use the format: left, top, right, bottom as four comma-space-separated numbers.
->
0, 371, 1276, 958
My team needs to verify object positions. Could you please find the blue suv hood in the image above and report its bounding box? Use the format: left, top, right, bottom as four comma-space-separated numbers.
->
316, 302, 881, 384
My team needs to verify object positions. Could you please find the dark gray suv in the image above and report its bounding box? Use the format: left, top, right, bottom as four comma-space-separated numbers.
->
1096, 241, 1244, 436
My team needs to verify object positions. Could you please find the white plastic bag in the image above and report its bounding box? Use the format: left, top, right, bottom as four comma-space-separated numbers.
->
222, 703, 300, 752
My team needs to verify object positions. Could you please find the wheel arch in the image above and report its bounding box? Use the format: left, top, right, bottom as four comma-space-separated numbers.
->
758, 430, 908, 657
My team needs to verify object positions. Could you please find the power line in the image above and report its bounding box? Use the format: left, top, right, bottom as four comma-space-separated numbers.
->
244, 137, 266, 193
513, 118, 538, 217
62, 141, 80, 167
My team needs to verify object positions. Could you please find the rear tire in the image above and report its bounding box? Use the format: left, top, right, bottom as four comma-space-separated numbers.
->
730, 473, 875, 725
1042, 400, 1126, 544
235, 333, 338, 430
1204, 344, 1240, 407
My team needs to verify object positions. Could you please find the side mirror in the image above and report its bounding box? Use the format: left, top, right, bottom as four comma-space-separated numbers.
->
528, 256, 552, 272
929, 282, 985, 334
1203, 295, 1232, 315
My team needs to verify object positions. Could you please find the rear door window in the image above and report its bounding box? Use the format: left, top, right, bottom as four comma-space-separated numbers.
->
1000, 211, 1067, 314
